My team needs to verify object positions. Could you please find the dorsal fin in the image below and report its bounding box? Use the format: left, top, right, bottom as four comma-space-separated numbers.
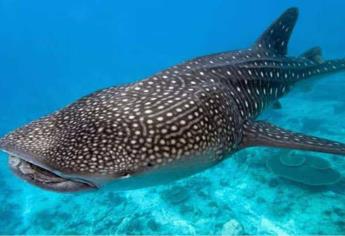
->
254, 7, 299, 55
300, 47, 323, 64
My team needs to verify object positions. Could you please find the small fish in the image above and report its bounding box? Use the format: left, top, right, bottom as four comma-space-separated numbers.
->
1, 7, 345, 192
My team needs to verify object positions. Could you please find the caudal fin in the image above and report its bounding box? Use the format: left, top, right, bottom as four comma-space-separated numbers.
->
254, 7, 299, 55
241, 121, 345, 156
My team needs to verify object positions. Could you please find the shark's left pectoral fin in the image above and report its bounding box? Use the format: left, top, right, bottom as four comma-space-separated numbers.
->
240, 121, 345, 156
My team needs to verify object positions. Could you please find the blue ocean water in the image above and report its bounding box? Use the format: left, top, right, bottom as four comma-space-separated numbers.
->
0, 0, 345, 234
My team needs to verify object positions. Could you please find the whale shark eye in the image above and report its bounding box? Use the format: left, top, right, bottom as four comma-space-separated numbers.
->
147, 162, 154, 167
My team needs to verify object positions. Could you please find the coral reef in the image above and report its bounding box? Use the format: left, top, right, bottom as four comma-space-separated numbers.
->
221, 219, 244, 235
266, 152, 342, 186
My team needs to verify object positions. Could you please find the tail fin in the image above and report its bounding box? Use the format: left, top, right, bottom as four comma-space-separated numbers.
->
241, 121, 345, 156
254, 7, 298, 55
299, 47, 345, 78
305, 59, 345, 78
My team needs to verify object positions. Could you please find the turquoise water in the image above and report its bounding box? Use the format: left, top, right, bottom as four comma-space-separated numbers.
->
0, 0, 345, 234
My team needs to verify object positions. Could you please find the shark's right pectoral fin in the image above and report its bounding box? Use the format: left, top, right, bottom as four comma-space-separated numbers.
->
240, 121, 345, 156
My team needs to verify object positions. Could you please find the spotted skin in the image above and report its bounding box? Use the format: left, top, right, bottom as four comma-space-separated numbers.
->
1, 7, 345, 192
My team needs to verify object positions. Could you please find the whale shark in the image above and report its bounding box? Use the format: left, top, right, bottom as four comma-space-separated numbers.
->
1, 7, 345, 192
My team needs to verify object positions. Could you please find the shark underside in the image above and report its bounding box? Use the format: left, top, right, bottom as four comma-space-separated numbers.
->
0, 7, 345, 192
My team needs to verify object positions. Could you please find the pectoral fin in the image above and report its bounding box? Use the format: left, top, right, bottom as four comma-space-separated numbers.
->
241, 121, 345, 155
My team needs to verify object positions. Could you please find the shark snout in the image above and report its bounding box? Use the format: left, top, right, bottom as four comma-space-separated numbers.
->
0, 120, 57, 166
0, 134, 96, 192
0, 137, 7, 150
0, 121, 97, 192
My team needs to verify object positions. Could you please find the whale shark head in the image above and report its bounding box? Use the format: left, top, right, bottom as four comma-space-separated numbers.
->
1, 85, 189, 192
0, 90, 144, 192
0, 113, 102, 192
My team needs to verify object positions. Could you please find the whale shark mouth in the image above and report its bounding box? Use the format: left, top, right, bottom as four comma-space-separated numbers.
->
8, 155, 96, 192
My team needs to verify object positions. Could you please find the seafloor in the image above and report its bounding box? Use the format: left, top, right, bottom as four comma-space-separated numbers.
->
0, 74, 344, 234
